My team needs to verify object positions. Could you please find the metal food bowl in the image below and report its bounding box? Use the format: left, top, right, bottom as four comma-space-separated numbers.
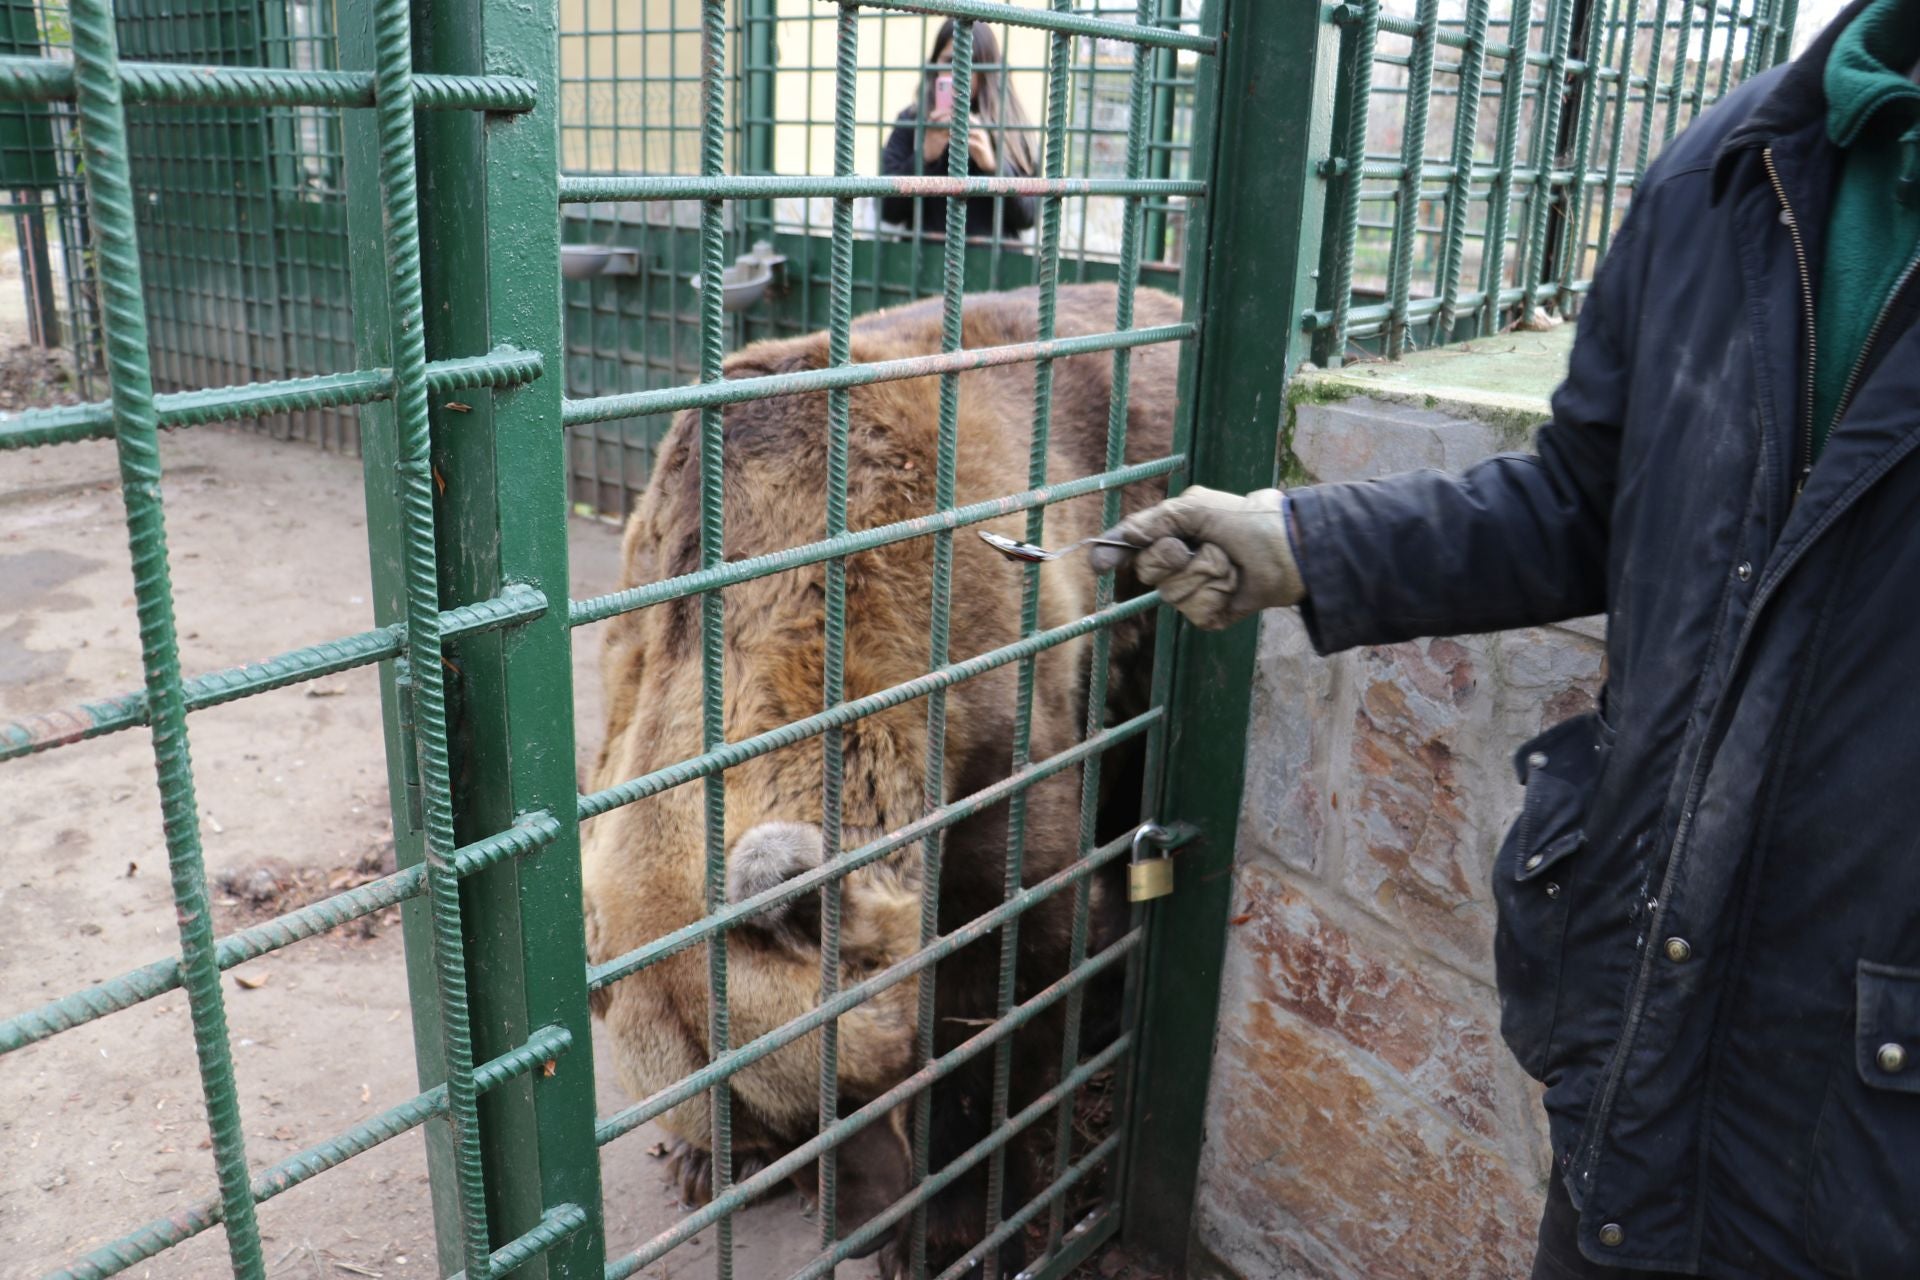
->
690, 241, 787, 312
560, 244, 641, 280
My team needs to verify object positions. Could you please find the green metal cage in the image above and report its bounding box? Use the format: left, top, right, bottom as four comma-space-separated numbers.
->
1313, 0, 1796, 362
3, 0, 1209, 518
0, 1, 1795, 1278
557, 0, 1205, 520
7, 0, 1793, 518
0, 0, 1236, 1276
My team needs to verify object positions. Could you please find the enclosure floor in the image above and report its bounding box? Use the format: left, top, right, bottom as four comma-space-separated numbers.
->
1, 425, 833, 1278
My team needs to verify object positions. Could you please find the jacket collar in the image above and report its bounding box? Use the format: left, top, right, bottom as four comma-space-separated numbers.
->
1824, 0, 1920, 147
1711, 0, 1879, 201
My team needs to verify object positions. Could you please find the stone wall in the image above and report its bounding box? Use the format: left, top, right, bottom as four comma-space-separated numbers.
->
1190, 336, 1605, 1280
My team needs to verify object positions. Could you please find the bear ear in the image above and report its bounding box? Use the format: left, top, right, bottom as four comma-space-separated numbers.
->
727, 822, 826, 952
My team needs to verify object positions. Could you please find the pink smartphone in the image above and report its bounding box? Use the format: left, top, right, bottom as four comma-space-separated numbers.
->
932, 73, 954, 116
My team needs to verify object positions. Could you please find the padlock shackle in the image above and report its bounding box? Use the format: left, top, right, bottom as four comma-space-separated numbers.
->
1130, 821, 1174, 862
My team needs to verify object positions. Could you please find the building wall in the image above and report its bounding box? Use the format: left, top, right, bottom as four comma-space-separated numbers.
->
1192, 373, 1604, 1280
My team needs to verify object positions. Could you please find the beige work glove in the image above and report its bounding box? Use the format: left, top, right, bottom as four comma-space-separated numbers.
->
1087, 485, 1304, 630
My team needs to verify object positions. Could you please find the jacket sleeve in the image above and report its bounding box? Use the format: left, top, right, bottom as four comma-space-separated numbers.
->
1287, 199, 1648, 656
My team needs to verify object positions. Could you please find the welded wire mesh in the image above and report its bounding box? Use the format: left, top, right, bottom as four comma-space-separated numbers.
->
565, 3, 1206, 1274
0, 0, 566, 1274
557, 0, 1205, 520
7, 0, 360, 441
2, 0, 1207, 1276
4, 0, 1796, 514
1311, 0, 1792, 362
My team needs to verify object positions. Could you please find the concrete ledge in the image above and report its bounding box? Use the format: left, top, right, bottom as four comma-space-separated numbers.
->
1294, 325, 1574, 429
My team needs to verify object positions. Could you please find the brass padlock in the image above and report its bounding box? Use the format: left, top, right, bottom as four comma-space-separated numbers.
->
1127, 822, 1175, 903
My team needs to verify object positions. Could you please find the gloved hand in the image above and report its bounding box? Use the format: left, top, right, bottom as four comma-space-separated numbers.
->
1087, 485, 1304, 630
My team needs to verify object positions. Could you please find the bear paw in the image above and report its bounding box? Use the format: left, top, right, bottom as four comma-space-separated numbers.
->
663, 1138, 777, 1212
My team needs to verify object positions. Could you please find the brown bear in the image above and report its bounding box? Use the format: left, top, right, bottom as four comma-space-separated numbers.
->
581, 281, 1180, 1276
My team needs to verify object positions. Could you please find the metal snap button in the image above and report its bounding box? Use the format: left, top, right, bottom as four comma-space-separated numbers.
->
1599, 1223, 1625, 1248
1544, 882, 1561, 899
1878, 1043, 1909, 1074
1735, 561, 1752, 582
1527, 751, 1548, 771
1663, 937, 1692, 963
1525, 854, 1544, 872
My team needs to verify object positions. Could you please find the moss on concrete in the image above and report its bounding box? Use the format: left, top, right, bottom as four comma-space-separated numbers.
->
1280, 375, 1368, 485
1286, 324, 1573, 453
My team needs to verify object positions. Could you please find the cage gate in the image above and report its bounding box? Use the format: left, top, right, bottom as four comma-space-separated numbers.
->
0, 0, 1270, 1275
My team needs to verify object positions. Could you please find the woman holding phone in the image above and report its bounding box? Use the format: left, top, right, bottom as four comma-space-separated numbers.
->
879, 21, 1038, 240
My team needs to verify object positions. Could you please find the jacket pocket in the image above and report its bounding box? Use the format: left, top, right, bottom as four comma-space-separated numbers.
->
1805, 962, 1920, 1278
1491, 711, 1611, 1080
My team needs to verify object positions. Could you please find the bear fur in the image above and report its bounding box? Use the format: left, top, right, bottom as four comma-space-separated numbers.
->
581, 281, 1180, 1274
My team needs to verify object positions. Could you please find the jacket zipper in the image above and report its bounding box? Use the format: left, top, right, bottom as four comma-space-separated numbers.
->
1762, 148, 1817, 500
1574, 157, 1920, 1228
1569, 154, 1814, 1192
1829, 251, 1920, 427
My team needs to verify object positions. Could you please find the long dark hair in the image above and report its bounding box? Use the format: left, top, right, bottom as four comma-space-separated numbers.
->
919, 20, 1037, 177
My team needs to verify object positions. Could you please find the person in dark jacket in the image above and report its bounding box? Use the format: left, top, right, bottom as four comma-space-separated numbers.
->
878, 20, 1038, 240
1095, 2, 1920, 1277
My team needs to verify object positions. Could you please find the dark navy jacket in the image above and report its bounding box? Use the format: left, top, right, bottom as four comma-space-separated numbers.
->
1287, 4, 1920, 1275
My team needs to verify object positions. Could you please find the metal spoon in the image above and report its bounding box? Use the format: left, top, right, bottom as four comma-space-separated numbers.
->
976, 528, 1138, 564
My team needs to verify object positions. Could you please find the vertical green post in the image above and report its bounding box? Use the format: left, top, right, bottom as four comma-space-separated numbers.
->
741, 0, 777, 248
1632, 0, 1674, 180
983, 4, 1073, 1271
1306, 6, 1359, 368
372, 0, 499, 1262
1741, 0, 1774, 80
910, 22, 974, 1271
412, 0, 606, 1270
14, 192, 60, 348
1121, 0, 1334, 1266
1713, 0, 1741, 98
816, 0, 860, 1261
1140, 10, 1179, 266
1593, 0, 1645, 265
696, 1, 736, 1275
340, 51, 461, 1278
1687, 0, 1718, 125
1662, 0, 1695, 140
1554, 0, 1611, 306
1385, 0, 1439, 358
1771, 0, 1799, 65
234, 0, 287, 418
342, 0, 502, 1263
66, 0, 266, 1272
1435, 0, 1491, 344
1518, 0, 1575, 324
1478, 0, 1534, 336
1046, 0, 1154, 1257
1324, 0, 1378, 365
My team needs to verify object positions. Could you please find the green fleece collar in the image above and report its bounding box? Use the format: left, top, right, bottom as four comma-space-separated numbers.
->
1826, 0, 1920, 147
